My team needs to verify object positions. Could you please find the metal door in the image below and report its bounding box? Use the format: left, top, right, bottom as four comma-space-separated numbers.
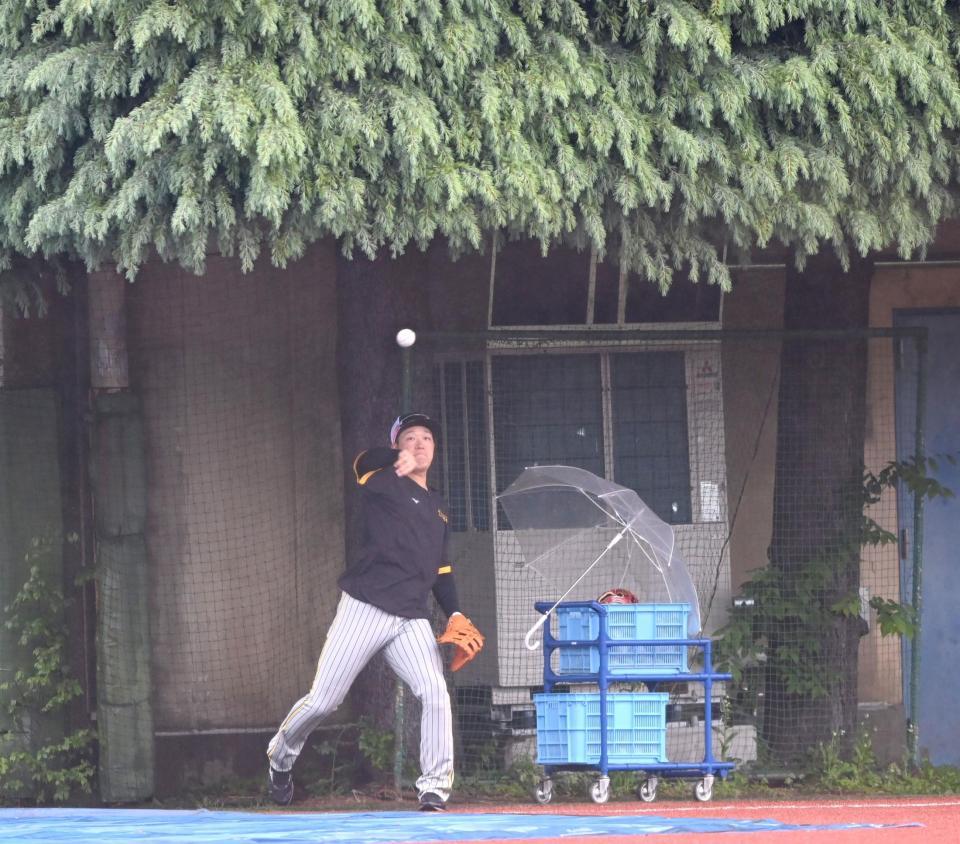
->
895, 310, 960, 765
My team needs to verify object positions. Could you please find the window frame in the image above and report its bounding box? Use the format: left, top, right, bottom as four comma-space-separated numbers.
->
485, 239, 725, 330
435, 337, 725, 533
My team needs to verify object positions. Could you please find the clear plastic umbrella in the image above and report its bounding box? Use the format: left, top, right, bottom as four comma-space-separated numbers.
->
497, 465, 701, 649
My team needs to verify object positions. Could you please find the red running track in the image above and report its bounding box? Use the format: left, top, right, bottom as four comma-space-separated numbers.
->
419, 797, 960, 844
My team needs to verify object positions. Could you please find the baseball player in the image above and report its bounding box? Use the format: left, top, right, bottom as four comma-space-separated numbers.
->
266, 412, 484, 811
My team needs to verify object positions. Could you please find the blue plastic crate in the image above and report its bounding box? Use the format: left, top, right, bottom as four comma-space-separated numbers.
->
556, 603, 690, 676
533, 691, 668, 765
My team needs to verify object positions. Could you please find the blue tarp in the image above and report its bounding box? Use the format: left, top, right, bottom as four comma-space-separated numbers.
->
0, 808, 920, 842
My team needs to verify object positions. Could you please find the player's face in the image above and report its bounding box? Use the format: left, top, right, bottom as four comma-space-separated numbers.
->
395, 425, 435, 472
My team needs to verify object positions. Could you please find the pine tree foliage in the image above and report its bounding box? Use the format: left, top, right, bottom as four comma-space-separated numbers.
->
1, 0, 959, 285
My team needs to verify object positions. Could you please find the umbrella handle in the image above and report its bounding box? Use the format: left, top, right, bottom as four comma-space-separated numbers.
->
522, 524, 630, 651
524, 612, 550, 651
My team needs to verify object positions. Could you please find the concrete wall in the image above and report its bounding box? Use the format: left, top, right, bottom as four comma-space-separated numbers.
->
720, 268, 786, 594
126, 242, 345, 730
0, 390, 64, 777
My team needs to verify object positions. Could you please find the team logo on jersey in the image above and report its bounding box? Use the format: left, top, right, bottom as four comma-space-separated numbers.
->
411, 496, 420, 504
437, 509, 448, 524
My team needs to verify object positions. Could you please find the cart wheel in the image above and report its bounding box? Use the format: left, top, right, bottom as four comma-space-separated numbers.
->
637, 777, 658, 803
534, 779, 553, 805
589, 777, 611, 804
693, 776, 714, 802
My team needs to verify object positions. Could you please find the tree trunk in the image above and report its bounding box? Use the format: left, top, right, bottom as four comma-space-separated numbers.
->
335, 247, 433, 774
762, 248, 872, 761
333, 241, 489, 781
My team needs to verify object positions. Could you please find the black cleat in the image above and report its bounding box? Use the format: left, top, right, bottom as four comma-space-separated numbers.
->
418, 791, 446, 812
268, 766, 294, 806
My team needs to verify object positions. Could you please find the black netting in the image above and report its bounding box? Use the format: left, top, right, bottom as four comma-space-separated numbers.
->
0, 303, 930, 801
410, 329, 922, 780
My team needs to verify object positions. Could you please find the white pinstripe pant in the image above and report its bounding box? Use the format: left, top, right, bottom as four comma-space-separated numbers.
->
267, 592, 454, 799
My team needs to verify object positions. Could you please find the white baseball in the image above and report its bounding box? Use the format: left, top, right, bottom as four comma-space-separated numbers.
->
396, 328, 416, 348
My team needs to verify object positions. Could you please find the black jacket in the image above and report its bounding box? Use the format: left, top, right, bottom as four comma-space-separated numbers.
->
338, 447, 460, 619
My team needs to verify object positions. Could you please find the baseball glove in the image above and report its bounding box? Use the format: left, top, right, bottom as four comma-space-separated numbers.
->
437, 614, 485, 671
598, 587, 639, 604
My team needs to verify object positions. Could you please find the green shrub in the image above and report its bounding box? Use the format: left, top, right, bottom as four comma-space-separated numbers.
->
0, 536, 95, 804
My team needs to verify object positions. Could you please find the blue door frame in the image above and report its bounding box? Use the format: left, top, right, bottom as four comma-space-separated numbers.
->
894, 309, 960, 766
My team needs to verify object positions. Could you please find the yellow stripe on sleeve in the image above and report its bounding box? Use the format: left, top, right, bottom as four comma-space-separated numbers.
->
358, 469, 381, 486
437, 565, 452, 575
353, 451, 384, 486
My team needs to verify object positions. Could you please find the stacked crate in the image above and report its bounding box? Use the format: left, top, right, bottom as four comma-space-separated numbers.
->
533, 603, 690, 766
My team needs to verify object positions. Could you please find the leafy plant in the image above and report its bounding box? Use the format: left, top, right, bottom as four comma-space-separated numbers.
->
496, 756, 541, 798
813, 728, 882, 792
857, 454, 955, 637
716, 455, 954, 768
717, 549, 844, 702
715, 696, 743, 763
808, 725, 960, 795
868, 598, 918, 639
300, 725, 362, 797
0, 534, 95, 804
712, 768, 782, 799
357, 717, 394, 775
861, 455, 956, 536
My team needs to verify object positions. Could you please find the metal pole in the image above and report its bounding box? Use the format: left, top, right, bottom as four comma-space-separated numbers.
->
908, 331, 927, 768
394, 341, 413, 793
88, 268, 155, 800
401, 346, 412, 415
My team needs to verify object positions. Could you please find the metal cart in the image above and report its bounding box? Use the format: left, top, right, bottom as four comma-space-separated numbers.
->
532, 599, 735, 804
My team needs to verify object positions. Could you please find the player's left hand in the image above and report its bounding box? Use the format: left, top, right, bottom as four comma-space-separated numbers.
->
437, 614, 484, 671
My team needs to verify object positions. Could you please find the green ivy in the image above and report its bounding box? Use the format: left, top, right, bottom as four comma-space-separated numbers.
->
861, 454, 956, 546
716, 454, 955, 760
718, 550, 845, 701
867, 597, 918, 639
0, 535, 95, 805
357, 717, 395, 775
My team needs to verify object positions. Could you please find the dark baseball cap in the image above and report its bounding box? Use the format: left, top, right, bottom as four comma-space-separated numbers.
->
390, 412, 440, 444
